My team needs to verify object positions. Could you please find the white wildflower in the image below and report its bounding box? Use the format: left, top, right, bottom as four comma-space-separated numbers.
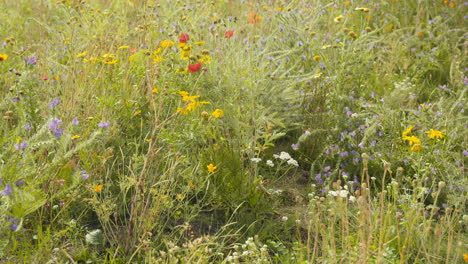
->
266, 160, 274, 167
251, 157, 262, 163
287, 158, 299, 167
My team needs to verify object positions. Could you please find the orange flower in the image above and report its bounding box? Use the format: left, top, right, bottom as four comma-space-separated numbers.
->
94, 185, 103, 192
207, 163, 217, 173
463, 254, 468, 263
248, 11, 262, 24
225, 30, 234, 38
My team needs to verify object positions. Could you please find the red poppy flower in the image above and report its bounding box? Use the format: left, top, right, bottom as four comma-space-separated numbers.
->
42, 74, 48, 81
179, 33, 190, 43
225, 30, 234, 38
188, 62, 201, 73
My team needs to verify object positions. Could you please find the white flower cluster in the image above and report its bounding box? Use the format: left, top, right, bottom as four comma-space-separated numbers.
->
226, 237, 270, 263
273, 151, 299, 167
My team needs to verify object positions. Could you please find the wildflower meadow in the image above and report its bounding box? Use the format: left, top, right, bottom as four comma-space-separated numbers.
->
0, 0, 467, 263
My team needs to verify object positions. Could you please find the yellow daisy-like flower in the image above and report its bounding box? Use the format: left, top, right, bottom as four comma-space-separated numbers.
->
212, 109, 224, 118
177, 43, 186, 48
0, 54, 8, 61
198, 55, 212, 64
151, 88, 158, 93
118, 45, 130, 49
178, 91, 189, 97
153, 56, 165, 64
313, 73, 322, 78
76, 51, 87, 58
71, 135, 80, 139
425, 129, 444, 140
177, 107, 189, 115
402, 135, 421, 146
402, 126, 414, 137
83, 57, 98, 63
313, 55, 321, 61
194, 41, 205, 45
133, 110, 142, 117
334, 15, 344, 22
411, 144, 422, 152
94, 185, 104, 192
103, 59, 118, 65
160, 40, 175, 48
207, 163, 217, 173
180, 51, 190, 60
355, 7, 370, 12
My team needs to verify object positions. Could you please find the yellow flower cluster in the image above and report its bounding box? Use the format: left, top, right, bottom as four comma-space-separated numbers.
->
176, 91, 210, 115
402, 126, 445, 152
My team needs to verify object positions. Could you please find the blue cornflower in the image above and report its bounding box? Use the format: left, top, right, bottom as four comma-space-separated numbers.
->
26, 56, 37, 65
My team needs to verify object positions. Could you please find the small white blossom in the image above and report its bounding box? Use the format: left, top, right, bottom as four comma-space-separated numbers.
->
266, 160, 274, 167
281, 216, 288, 222
338, 190, 348, 198
287, 158, 299, 167
328, 191, 338, 197
279, 151, 292, 160
251, 157, 262, 163
349, 196, 356, 202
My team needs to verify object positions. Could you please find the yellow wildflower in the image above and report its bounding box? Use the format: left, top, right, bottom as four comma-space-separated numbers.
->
177, 107, 189, 115
0, 54, 8, 61
212, 109, 224, 118
313, 73, 322, 78
425, 129, 444, 140
403, 135, 421, 146
76, 51, 87, 58
153, 48, 162, 55
313, 55, 321, 61
118, 45, 130, 49
194, 41, 205, 45
133, 110, 142, 117
103, 59, 118, 64
334, 15, 344, 22
402, 126, 414, 137
151, 88, 158, 93
355, 7, 370, 12
411, 144, 422, 152
153, 56, 165, 64
207, 163, 217, 173
71, 135, 80, 139
94, 185, 104, 192
199, 55, 212, 64
160, 40, 175, 48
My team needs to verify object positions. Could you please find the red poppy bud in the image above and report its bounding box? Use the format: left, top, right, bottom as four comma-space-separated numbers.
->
224, 30, 234, 38
179, 33, 190, 43
188, 62, 201, 73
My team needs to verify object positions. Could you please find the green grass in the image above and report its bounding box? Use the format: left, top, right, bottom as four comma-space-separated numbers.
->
0, 0, 467, 263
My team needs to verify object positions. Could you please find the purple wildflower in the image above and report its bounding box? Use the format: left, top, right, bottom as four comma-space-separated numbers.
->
9, 223, 19, 231
26, 56, 37, 65
49, 97, 60, 109
14, 141, 28, 151
53, 128, 63, 139
315, 174, 323, 184
98, 120, 109, 129
1, 184, 13, 196
291, 143, 299, 150
16, 180, 25, 186
11, 97, 20, 103
463, 150, 468, 156
72, 117, 79, 126
80, 170, 90, 180
49, 118, 62, 131
24, 123, 32, 131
